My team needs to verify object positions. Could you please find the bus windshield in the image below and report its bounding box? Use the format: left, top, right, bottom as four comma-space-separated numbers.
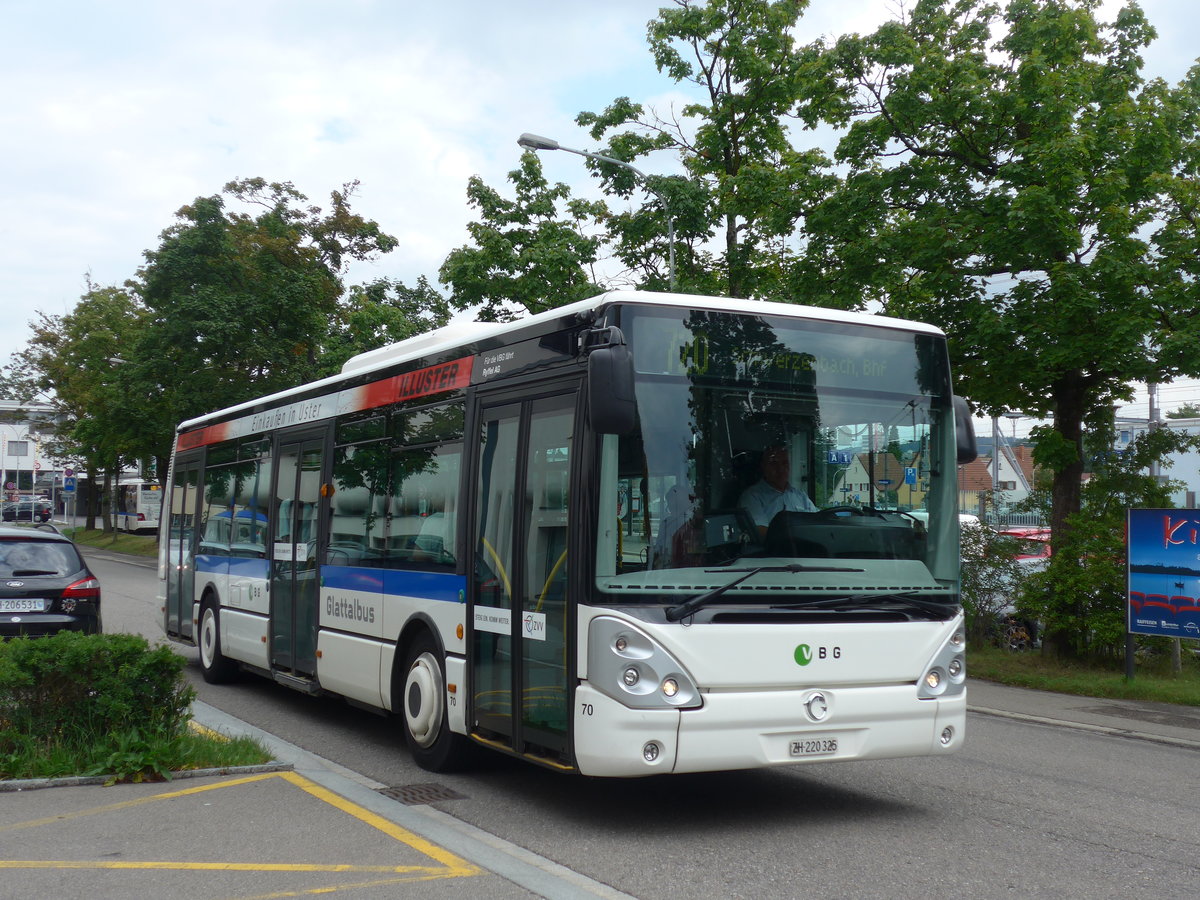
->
595, 306, 961, 609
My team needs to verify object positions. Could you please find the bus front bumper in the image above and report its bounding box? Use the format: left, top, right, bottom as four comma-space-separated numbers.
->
572, 682, 965, 777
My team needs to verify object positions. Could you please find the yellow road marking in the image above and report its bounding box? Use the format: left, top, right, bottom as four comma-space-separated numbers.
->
0, 771, 482, 883
1, 861, 450, 872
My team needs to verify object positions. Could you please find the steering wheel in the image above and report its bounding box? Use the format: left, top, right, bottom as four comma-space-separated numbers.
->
818, 505, 885, 518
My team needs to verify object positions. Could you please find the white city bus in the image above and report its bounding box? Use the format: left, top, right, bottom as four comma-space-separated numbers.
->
115, 479, 163, 534
158, 291, 977, 776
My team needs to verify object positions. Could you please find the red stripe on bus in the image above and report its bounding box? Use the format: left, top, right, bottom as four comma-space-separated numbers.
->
359, 356, 473, 411
176, 422, 232, 451
177, 356, 474, 447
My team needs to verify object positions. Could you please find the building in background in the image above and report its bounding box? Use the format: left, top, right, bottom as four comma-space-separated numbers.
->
0, 399, 68, 500
1118, 416, 1200, 507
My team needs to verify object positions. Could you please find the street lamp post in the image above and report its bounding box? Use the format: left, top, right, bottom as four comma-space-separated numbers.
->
517, 132, 677, 291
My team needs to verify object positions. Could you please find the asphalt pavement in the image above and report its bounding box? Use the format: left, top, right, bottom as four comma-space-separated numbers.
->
3, 679, 1198, 899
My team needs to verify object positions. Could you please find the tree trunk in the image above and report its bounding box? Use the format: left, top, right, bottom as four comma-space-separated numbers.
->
1042, 371, 1087, 659
85, 463, 98, 530
102, 467, 114, 534
725, 213, 743, 298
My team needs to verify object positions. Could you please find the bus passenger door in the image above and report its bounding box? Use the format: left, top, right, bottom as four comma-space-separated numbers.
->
471, 391, 576, 762
165, 457, 201, 640
270, 434, 325, 677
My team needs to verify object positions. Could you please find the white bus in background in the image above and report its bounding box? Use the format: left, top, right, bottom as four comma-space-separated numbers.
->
115, 479, 163, 534
158, 290, 978, 777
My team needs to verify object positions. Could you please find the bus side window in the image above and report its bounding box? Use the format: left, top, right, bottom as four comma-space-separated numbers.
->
326, 485, 381, 566
388, 444, 460, 570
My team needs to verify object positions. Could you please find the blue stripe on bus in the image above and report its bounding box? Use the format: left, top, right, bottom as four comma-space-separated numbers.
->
194, 555, 270, 579
229, 557, 271, 579
321, 565, 466, 604
193, 555, 464, 604
194, 555, 225, 576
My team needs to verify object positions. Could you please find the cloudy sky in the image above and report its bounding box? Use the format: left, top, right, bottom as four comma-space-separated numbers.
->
3, 1, 1194, 426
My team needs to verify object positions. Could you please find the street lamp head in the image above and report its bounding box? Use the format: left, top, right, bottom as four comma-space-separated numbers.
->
517, 132, 560, 152
516, 128, 677, 291
107, 357, 128, 365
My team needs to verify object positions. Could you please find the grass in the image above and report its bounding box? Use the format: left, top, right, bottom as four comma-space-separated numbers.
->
1, 725, 273, 783
970, 643, 1200, 706
59, 526, 159, 557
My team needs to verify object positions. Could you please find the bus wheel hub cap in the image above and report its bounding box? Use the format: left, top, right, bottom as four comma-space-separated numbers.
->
405, 653, 442, 747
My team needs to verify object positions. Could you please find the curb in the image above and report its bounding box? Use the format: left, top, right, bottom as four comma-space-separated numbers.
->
969, 704, 1200, 752
0, 761, 293, 793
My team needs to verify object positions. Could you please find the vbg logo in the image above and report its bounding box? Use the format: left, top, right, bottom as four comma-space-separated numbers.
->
794, 644, 841, 666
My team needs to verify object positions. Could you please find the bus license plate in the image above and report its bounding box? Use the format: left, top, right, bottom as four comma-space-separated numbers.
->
789, 736, 839, 757
1, 598, 46, 613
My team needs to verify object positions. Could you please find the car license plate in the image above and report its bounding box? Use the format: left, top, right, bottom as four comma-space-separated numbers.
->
1, 598, 46, 613
789, 735, 840, 757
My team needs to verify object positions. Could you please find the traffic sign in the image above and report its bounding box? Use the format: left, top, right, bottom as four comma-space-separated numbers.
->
63, 476, 77, 493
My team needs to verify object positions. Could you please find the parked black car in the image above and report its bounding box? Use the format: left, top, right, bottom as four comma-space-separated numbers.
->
2, 499, 53, 523
0, 525, 101, 636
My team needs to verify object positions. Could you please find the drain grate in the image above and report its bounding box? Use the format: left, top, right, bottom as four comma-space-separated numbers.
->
377, 783, 468, 805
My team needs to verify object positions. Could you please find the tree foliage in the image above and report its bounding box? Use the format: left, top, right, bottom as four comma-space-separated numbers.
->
129, 178, 399, 458
439, 153, 608, 321
578, 0, 832, 298
796, 0, 1200, 567
323, 275, 452, 374
10, 283, 149, 526
1166, 403, 1200, 420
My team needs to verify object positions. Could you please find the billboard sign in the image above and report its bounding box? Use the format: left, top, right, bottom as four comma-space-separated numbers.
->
1127, 508, 1200, 639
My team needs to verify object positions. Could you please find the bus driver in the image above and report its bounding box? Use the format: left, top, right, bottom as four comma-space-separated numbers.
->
739, 445, 817, 537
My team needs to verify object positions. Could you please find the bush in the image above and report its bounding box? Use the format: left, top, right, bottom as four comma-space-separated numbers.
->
0, 631, 196, 780
959, 524, 1025, 644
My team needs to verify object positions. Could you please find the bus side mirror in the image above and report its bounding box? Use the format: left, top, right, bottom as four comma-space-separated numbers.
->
586, 329, 637, 435
953, 396, 978, 465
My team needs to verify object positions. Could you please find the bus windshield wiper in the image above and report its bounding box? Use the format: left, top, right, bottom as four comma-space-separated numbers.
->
774, 592, 954, 618
665, 563, 864, 622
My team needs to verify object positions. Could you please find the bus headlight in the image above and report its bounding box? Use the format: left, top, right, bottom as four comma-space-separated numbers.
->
588, 617, 700, 709
918, 619, 968, 699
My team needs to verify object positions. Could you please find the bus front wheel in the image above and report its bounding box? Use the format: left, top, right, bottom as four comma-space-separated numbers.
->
400, 631, 470, 772
198, 598, 239, 684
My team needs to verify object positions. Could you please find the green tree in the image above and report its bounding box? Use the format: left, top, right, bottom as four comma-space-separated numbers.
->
440, 153, 607, 321
1166, 402, 1200, 420
796, 0, 1200, 651
11, 283, 149, 528
132, 178, 397, 459
323, 276, 453, 375
578, 0, 831, 298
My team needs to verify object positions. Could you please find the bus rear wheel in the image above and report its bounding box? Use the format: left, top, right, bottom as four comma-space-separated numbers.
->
401, 631, 470, 772
198, 598, 239, 684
